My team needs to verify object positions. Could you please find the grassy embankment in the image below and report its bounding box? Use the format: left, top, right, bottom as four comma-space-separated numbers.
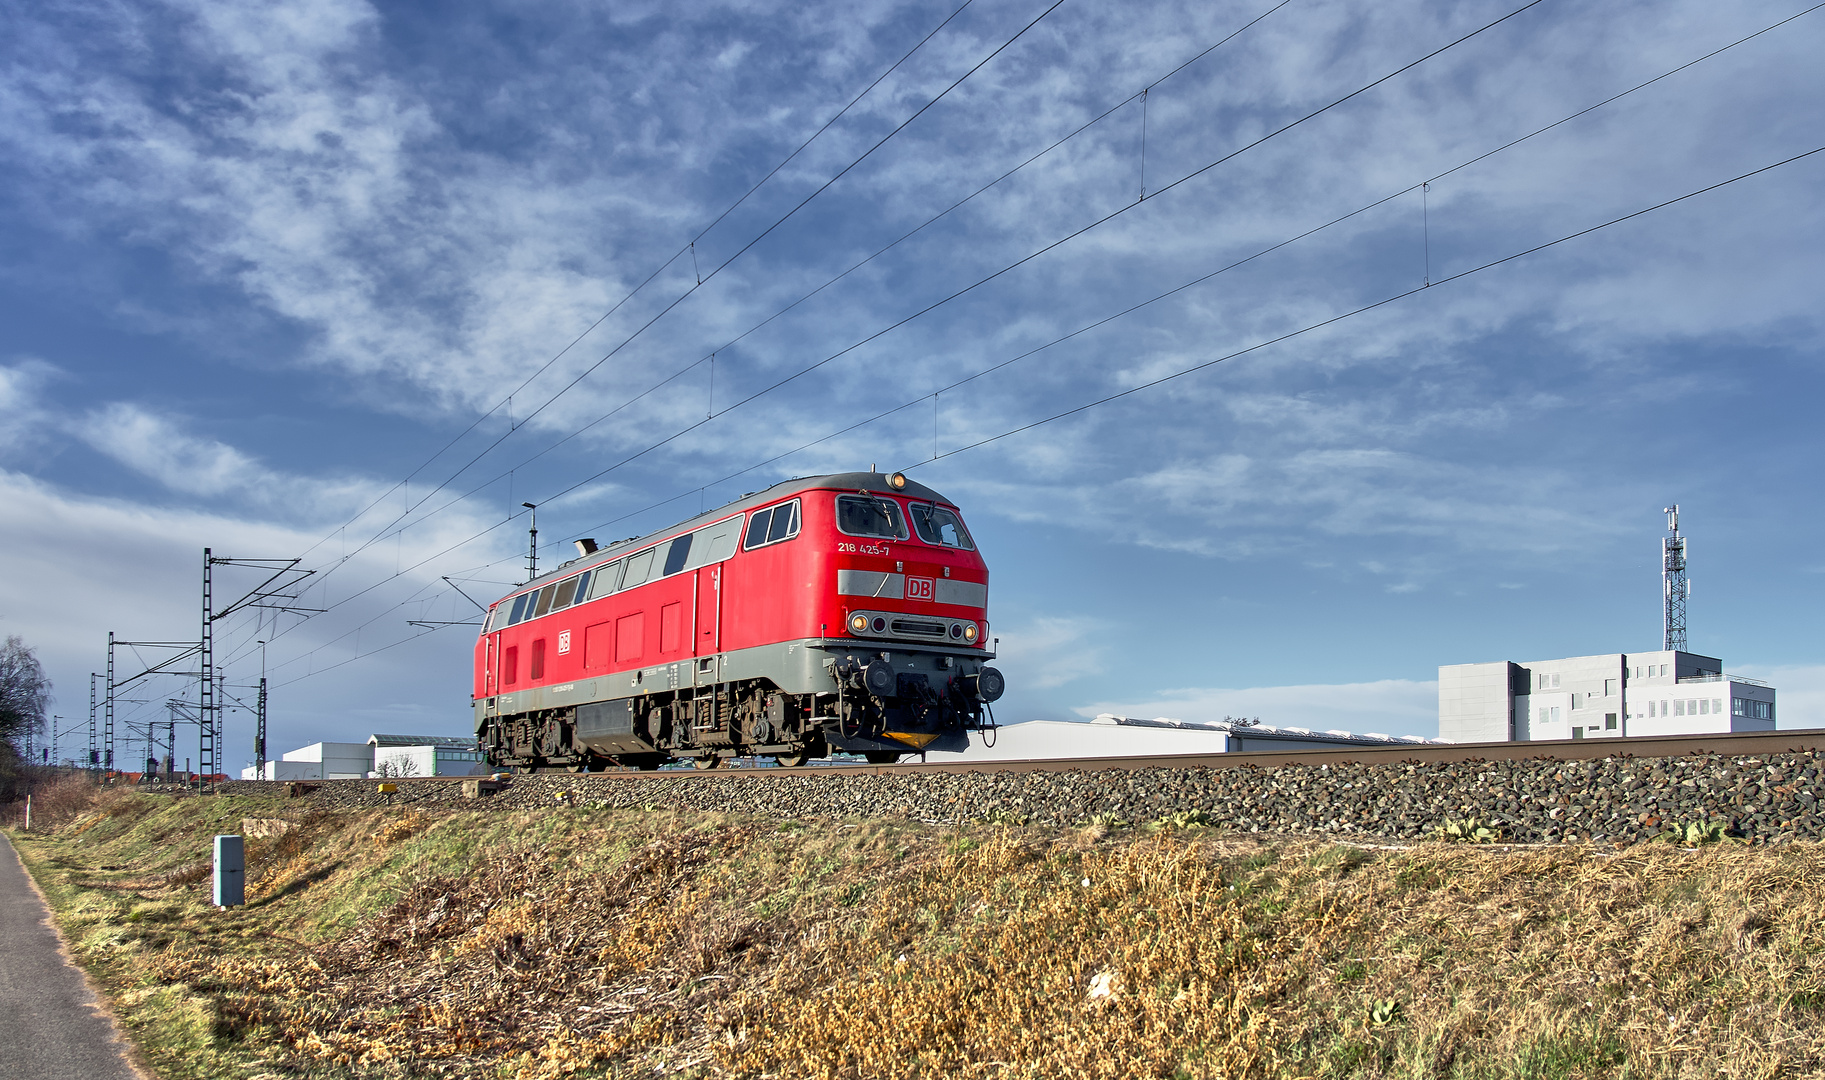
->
5, 777, 1824, 1079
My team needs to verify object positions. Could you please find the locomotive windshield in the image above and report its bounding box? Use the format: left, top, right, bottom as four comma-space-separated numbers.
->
837, 494, 907, 539
911, 503, 975, 550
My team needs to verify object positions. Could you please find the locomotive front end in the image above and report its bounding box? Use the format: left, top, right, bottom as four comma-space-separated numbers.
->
812, 475, 1003, 762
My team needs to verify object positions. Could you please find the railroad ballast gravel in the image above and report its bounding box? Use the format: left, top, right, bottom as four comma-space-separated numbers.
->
215, 749, 1824, 845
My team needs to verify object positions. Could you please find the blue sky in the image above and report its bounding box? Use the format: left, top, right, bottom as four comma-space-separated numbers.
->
2, 0, 1822, 765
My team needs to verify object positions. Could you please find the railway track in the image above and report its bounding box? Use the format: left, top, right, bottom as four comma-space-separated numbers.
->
220, 727, 1825, 845
562, 726, 1825, 780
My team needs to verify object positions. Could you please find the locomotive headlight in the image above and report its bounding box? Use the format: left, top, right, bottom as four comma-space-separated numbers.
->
962, 623, 979, 643
888, 472, 908, 490
849, 613, 869, 634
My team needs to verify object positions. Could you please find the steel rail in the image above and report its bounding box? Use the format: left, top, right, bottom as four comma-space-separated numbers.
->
224, 728, 1825, 787
576, 727, 1825, 779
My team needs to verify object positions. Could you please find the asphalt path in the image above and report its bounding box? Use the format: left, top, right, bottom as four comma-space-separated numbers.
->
0, 832, 144, 1080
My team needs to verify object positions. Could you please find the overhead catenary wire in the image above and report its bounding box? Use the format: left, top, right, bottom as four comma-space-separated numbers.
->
321, 0, 1298, 569
904, 144, 1825, 470
315, 0, 1530, 581
300, 0, 1064, 591
254, 2, 1813, 683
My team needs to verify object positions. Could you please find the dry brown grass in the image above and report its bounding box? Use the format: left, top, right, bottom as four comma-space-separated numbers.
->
13, 794, 1825, 1079
7, 772, 111, 830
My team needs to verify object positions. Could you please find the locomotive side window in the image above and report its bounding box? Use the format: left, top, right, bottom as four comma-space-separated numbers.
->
837, 494, 907, 539
587, 560, 624, 600
551, 575, 581, 610
507, 593, 530, 626
911, 503, 975, 550
662, 533, 693, 576
745, 499, 801, 549
622, 548, 656, 588
532, 585, 557, 619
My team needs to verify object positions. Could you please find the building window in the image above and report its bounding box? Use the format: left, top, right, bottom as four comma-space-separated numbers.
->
1604, 679, 1617, 696
1605, 713, 1618, 730
1737, 699, 1776, 720
1571, 693, 1583, 710
1538, 673, 1560, 690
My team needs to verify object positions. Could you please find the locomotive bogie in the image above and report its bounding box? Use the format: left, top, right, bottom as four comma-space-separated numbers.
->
472, 472, 1004, 770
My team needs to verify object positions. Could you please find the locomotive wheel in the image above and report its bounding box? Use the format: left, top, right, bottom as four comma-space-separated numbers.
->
773, 748, 810, 768
864, 751, 900, 764
567, 763, 588, 773
692, 755, 722, 770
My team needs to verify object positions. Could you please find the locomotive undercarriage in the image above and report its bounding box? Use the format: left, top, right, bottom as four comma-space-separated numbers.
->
479, 656, 1001, 771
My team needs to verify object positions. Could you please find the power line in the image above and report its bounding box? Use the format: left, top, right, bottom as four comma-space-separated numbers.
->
265, 142, 1825, 687
314, 0, 1532, 578
297, 0, 1061, 590
905, 144, 1825, 468
257, 1, 1805, 681
334, 0, 1299, 562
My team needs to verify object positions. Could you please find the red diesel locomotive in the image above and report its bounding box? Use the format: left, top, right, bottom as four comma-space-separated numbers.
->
473, 471, 1004, 769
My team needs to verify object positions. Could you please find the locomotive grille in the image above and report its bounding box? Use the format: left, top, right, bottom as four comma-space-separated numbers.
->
890, 618, 947, 637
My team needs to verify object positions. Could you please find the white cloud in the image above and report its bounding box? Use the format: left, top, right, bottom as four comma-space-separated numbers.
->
68, 402, 382, 519
990, 615, 1107, 691
0, 359, 57, 456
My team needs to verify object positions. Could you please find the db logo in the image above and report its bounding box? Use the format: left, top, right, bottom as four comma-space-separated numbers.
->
906, 576, 935, 602
557, 630, 572, 655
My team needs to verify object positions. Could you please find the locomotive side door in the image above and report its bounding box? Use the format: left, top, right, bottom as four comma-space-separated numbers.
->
695, 564, 721, 659
484, 632, 498, 695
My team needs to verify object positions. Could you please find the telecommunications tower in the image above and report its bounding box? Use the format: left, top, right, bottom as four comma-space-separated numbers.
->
1662, 505, 1688, 651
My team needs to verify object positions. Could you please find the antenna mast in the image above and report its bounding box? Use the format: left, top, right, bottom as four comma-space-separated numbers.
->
1662, 505, 1688, 651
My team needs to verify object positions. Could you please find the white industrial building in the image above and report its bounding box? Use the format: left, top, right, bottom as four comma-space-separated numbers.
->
923, 714, 1440, 763
368, 733, 489, 777
239, 734, 483, 780
1439, 649, 1776, 743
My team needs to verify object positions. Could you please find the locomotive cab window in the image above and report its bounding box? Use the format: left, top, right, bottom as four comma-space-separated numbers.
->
837, 494, 907, 539
744, 499, 802, 549
911, 503, 975, 550
507, 593, 530, 626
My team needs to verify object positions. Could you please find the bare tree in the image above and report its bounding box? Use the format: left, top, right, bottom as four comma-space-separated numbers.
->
374, 753, 421, 778
1, 635, 51, 752
1, 636, 53, 801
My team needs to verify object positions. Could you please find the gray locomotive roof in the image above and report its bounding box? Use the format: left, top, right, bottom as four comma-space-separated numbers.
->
517, 470, 955, 594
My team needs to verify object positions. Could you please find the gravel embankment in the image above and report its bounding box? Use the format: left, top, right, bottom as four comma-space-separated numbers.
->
213, 750, 1824, 844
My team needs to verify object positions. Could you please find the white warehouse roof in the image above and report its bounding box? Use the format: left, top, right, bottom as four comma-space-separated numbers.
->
922, 714, 1439, 763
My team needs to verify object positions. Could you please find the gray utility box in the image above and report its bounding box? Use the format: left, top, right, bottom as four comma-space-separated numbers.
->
213, 834, 245, 908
